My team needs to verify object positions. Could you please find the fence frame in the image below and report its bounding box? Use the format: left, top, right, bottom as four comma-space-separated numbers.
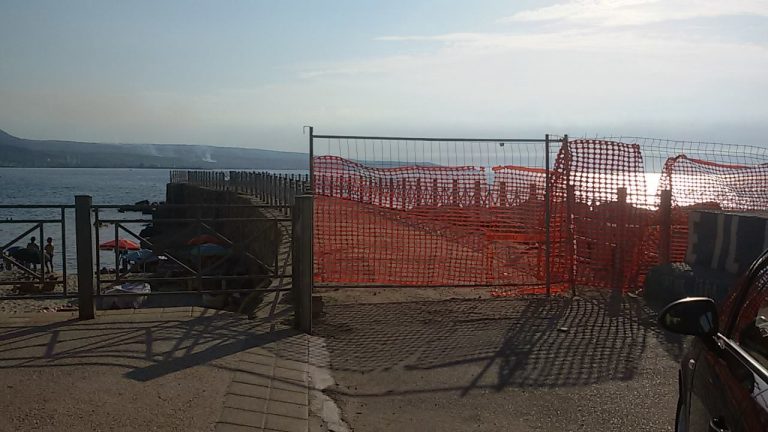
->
91, 204, 293, 297
0, 196, 312, 331
0, 204, 72, 297
309, 129, 568, 294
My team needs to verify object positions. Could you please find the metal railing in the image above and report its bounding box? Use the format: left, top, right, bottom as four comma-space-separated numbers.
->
0, 205, 73, 299
170, 170, 310, 211
0, 195, 314, 332
92, 204, 292, 296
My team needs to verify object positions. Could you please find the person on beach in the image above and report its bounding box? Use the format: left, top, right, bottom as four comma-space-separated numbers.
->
44, 237, 54, 273
26, 237, 40, 271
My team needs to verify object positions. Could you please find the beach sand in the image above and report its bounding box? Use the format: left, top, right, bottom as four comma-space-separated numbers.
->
0, 270, 78, 314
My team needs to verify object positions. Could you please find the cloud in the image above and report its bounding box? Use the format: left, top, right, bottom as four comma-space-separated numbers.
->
288, 1, 768, 144
500, 0, 768, 27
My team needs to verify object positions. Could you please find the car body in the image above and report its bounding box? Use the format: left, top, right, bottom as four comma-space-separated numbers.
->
660, 250, 768, 431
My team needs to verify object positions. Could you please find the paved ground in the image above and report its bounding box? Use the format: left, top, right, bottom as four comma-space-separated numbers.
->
0, 303, 317, 432
315, 290, 686, 432
0, 196, 323, 432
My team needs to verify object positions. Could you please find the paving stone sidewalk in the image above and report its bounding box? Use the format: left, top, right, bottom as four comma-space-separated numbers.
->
216, 200, 314, 432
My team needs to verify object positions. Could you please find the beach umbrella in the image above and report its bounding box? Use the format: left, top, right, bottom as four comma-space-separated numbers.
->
187, 234, 227, 246
8, 247, 41, 264
99, 239, 140, 251
189, 243, 229, 257
124, 248, 158, 264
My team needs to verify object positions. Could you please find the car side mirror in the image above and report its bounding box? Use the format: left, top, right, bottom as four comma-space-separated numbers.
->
658, 297, 719, 337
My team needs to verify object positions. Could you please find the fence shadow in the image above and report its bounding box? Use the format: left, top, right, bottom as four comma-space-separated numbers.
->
0, 307, 298, 381
315, 294, 685, 393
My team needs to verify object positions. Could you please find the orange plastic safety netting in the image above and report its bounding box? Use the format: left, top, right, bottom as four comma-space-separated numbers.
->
312, 140, 768, 294
548, 139, 652, 292
313, 156, 554, 288
656, 155, 768, 263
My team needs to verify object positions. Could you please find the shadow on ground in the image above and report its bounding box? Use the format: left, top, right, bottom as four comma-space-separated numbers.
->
316, 293, 685, 391
0, 304, 299, 381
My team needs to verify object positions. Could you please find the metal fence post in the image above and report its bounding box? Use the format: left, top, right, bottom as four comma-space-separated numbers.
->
292, 195, 313, 333
309, 126, 314, 193
613, 187, 628, 296
659, 189, 672, 265
75, 195, 95, 320
544, 134, 551, 297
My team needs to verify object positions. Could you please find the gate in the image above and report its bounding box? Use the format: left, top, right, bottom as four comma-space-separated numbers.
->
92, 203, 290, 300
0, 205, 72, 299
308, 130, 568, 295
0, 196, 312, 331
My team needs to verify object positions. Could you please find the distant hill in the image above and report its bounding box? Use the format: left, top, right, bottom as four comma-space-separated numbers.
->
0, 129, 309, 169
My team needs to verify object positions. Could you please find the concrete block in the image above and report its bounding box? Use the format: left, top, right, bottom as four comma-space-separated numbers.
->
274, 358, 308, 372
219, 407, 265, 428
224, 394, 268, 413
264, 413, 308, 432
273, 367, 307, 383
238, 362, 274, 377
271, 378, 307, 392
233, 371, 272, 387
269, 388, 307, 406
216, 422, 260, 432
229, 382, 270, 399
267, 400, 309, 419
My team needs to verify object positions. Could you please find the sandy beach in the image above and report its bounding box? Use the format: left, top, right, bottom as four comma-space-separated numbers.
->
0, 269, 78, 314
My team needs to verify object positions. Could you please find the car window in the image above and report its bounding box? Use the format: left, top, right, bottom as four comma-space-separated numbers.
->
736, 264, 768, 370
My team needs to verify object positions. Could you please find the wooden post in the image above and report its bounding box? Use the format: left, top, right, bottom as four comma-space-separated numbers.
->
75, 195, 95, 320
368, 177, 375, 204
378, 178, 384, 206
292, 195, 313, 333
659, 189, 672, 264
432, 178, 439, 206
499, 181, 508, 207
270, 175, 276, 205
415, 178, 422, 207
283, 176, 290, 213
263, 173, 268, 200
400, 178, 407, 208
274, 175, 280, 205
473, 180, 482, 206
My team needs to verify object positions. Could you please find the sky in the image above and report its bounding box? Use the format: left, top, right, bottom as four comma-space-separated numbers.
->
1, 0, 767, 151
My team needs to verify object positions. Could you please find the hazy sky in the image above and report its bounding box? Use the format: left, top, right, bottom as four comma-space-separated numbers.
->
1, 0, 767, 151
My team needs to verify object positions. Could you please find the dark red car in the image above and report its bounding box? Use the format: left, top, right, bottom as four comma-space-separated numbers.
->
660, 250, 768, 431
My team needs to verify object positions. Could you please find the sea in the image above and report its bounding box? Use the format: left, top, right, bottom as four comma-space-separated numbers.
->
0, 168, 307, 272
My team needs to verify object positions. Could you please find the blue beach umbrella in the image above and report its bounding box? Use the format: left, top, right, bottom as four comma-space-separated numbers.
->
189, 243, 229, 257
125, 248, 158, 264
5, 246, 22, 254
